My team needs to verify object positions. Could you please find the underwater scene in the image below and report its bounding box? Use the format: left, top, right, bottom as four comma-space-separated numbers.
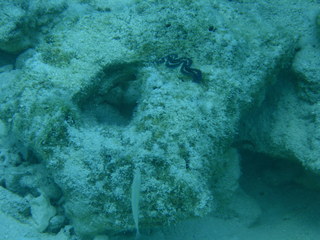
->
0, 0, 320, 239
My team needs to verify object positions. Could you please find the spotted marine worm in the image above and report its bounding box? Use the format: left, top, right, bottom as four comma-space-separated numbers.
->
156, 54, 202, 83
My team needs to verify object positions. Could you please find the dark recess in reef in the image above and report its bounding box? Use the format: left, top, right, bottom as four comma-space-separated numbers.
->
73, 62, 142, 126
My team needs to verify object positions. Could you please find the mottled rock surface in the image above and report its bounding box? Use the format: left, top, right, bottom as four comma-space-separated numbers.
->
0, 0, 319, 239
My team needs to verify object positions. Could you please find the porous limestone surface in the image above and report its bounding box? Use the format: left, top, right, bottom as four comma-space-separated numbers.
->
238, 4, 320, 173
0, 0, 67, 53
0, 0, 319, 239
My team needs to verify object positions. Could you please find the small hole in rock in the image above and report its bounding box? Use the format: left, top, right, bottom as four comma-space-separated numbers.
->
74, 62, 141, 126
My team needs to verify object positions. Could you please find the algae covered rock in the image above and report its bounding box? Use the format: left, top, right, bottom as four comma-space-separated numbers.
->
0, 0, 320, 239
0, 0, 67, 53
237, 7, 320, 173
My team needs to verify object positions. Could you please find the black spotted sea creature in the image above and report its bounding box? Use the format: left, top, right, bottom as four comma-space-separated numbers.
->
156, 54, 202, 83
